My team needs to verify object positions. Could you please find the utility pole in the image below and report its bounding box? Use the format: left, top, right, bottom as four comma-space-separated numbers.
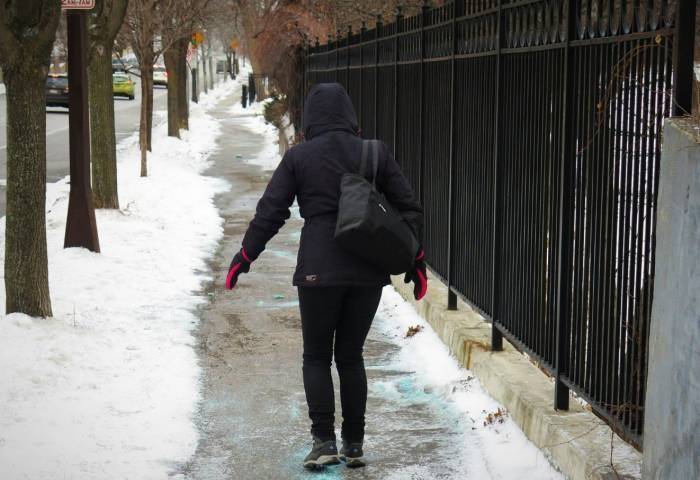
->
63, 0, 100, 252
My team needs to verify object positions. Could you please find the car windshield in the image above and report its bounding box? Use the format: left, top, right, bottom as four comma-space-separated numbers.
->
113, 74, 129, 83
47, 76, 68, 88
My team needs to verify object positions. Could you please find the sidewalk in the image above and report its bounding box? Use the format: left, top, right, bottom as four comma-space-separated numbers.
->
182, 90, 564, 479
0, 77, 564, 479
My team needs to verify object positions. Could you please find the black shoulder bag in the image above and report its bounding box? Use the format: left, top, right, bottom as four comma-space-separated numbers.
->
334, 139, 419, 275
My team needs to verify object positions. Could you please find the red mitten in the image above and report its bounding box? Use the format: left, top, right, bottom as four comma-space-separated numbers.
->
225, 248, 252, 290
403, 249, 428, 300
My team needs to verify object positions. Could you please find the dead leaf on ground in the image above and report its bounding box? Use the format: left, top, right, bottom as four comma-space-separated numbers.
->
405, 325, 424, 338
483, 408, 507, 426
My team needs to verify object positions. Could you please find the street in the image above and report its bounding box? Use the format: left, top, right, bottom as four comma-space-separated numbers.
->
0, 77, 167, 215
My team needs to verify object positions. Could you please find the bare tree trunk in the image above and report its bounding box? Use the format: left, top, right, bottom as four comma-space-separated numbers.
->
4, 64, 52, 317
164, 47, 180, 138
208, 46, 214, 90
140, 74, 148, 176
89, 43, 119, 208
139, 63, 153, 176
87, 0, 127, 209
146, 68, 154, 151
202, 50, 208, 94
177, 39, 189, 130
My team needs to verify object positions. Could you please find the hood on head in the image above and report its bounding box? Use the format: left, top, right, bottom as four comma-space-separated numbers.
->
302, 83, 358, 140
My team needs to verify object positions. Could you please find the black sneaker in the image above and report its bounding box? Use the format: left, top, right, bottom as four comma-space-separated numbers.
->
303, 437, 340, 470
340, 440, 365, 468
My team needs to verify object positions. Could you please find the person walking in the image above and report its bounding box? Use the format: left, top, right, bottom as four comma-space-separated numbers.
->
225, 83, 427, 470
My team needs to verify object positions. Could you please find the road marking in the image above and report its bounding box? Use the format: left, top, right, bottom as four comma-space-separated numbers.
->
0, 125, 70, 151
46, 126, 70, 137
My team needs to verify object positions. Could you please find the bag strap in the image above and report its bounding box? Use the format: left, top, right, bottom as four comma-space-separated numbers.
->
358, 139, 379, 186
359, 139, 369, 179
370, 139, 379, 187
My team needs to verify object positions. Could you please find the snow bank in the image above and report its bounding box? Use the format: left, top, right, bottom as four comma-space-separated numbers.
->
0, 83, 5, 96
0, 79, 239, 478
375, 286, 564, 479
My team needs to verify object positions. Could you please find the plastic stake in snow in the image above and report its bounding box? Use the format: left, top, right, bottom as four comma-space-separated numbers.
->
0, 79, 241, 478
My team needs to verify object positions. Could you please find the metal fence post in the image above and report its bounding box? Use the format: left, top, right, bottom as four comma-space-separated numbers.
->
328, 30, 340, 82
347, 25, 352, 96
446, 0, 458, 312
299, 44, 306, 133
490, 1, 504, 351
354, 25, 361, 125
553, 0, 577, 412
372, 21, 378, 139
419, 1, 429, 209
326, 33, 332, 76
672, 0, 697, 116
391, 12, 398, 155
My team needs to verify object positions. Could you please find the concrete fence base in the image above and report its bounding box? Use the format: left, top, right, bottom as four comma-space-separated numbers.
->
391, 275, 642, 480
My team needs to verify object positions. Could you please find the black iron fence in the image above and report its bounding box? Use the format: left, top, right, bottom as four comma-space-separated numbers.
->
301, 0, 696, 449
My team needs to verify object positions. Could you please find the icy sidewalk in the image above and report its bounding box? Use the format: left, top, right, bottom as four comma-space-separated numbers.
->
0, 78, 243, 478
184, 89, 564, 479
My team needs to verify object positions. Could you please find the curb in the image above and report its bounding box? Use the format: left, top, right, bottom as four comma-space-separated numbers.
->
391, 273, 642, 480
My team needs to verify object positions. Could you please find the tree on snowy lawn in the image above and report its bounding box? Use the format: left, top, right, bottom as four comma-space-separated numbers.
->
88, 0, 129, 209
123, 0, 214, 171
0, 1, 61, 317
159, 0, 211, 138
122, 0, 157, 176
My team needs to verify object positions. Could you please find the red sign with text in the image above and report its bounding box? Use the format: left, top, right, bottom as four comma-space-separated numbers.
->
61, 0, 95, 9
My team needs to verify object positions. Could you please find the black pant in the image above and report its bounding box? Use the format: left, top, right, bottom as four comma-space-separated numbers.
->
298, 286, 383, 442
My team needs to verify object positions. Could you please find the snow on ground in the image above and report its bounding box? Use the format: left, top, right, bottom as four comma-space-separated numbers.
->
0, 83, 5, 95
374, 286, 564, 480
0, 78, 242, 478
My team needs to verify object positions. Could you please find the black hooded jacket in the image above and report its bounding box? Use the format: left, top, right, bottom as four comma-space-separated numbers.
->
241, 83, 423, 287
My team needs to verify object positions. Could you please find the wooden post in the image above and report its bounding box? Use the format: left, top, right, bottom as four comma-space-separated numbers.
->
64, 9, 100, 252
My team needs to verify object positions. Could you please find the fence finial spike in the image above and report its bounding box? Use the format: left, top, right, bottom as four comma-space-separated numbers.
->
397, 5, 403, 16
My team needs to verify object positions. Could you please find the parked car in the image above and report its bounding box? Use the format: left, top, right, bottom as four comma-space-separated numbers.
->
46, 73, 69, 108
153, 66, 167, 87
127, 57, 139, 71
113, 72, 135, 100
112, 58, 127, 72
